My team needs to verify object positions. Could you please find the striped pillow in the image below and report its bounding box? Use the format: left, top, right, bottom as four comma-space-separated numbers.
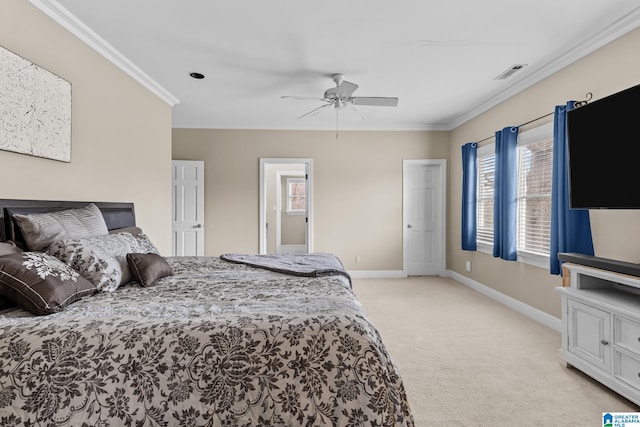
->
14, 203, 109, 251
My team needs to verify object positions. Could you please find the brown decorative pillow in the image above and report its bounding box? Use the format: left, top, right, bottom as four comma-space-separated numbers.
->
0, 252, 96, 315
126, 253, 173, 287
13, 203, 109, 251
0, 241, 22, 256
0, 296, 16, 310
0, 239, 23, 309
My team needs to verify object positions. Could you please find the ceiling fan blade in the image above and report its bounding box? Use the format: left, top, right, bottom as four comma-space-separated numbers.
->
350, 97, 399, 107
281, 96, 328, 102
297, 103, 332, 119
336, 80, 359, 98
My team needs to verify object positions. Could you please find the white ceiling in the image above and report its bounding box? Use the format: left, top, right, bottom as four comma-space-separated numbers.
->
35, 0, 640, 131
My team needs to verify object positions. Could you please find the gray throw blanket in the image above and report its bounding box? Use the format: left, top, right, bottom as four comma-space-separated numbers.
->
220, 253, 352, 287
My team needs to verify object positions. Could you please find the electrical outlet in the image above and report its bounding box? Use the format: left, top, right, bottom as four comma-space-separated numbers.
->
465, 260, 472, 272
356, 256, 361, 263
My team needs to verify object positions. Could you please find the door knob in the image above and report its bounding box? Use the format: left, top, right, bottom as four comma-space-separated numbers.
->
194, 224, 203, 228
407, 224, 413, 228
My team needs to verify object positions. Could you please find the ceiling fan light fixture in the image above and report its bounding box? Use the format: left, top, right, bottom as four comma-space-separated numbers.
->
281, 73, 398, 132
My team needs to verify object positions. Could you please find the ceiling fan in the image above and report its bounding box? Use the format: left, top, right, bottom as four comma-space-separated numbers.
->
281, 73, 399, 137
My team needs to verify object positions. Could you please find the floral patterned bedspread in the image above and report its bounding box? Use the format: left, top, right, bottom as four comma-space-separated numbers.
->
0, 257, 414, 426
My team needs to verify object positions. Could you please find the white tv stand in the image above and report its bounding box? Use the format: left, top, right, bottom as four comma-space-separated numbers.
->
557, 255, 640, 405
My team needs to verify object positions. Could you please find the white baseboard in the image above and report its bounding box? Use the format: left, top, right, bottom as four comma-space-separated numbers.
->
348, 270, 406, 279
447, 270, 562, 332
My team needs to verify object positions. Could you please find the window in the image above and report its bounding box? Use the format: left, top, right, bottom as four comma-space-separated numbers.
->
476, 122, 553, 268
286, 178, 306, 214
477, 145, 495, 250
516, 123, 553, 267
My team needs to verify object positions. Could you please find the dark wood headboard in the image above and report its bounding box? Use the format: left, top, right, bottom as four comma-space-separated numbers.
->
0, 199, 136, 246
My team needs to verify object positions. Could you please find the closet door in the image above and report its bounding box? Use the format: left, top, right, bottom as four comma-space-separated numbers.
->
172, 160, 205, 256
404, 160, 446, 276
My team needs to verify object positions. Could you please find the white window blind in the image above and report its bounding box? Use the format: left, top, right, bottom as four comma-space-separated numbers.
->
477, 147, 495, 247
516, 124, 553, 257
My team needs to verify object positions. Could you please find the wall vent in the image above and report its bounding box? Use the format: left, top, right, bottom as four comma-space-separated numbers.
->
494, 64, 528, 80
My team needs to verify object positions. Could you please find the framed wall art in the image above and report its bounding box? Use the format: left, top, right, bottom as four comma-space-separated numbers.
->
0, 45, 71, 162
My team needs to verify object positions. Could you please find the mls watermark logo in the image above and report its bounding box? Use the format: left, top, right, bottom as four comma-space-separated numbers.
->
604, 412, 640, 427
605, 413, 613, 427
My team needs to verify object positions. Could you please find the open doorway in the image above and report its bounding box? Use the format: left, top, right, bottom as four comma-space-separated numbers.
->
259, 158, 313, 254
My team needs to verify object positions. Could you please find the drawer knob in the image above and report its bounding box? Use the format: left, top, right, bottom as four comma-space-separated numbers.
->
601, 340, 609, 346
637, 337, 640, 343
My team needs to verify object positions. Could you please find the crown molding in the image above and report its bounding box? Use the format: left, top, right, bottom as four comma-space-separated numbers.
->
447, 6, 640, 130
28, 0, 179, 107
170, 123, 450, 132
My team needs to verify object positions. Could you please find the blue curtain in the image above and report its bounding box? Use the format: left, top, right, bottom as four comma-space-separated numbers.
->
493, 126, 519, 261
550, 102, 594, 275
461, 142, 478, 250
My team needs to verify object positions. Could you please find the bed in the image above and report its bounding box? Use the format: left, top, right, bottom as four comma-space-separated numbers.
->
0, 199, 414, 426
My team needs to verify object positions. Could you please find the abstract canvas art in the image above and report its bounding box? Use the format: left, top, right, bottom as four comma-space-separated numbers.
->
0, 45, 71, 162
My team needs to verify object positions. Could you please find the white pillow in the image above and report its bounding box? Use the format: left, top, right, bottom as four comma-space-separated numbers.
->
14, 203, 108, 251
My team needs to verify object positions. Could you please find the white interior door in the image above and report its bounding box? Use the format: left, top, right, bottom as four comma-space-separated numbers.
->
172, 160, 205, 256
403, 160, 446, 276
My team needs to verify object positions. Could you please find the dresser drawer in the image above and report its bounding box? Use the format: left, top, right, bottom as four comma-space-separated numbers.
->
615, 316, 640, 355
615, 351, 640, 389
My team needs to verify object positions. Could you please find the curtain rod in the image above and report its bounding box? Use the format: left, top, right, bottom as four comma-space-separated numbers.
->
474, 92, 593, 145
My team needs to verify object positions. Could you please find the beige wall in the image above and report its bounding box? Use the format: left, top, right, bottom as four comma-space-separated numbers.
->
172, 129, 449, 270
1, 0, 172, 253
448, 27, 640, 318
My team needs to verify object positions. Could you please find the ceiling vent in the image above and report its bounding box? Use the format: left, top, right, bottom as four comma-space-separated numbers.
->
494, 64, 527, 80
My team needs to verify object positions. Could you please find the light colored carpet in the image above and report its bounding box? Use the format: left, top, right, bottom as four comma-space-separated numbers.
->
353, 276, 639, 426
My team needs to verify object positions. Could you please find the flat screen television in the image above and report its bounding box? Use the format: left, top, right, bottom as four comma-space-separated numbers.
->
567, 83, 640, 209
